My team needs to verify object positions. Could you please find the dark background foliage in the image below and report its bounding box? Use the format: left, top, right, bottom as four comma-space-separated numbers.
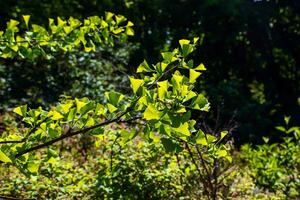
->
0, 0, 299, 145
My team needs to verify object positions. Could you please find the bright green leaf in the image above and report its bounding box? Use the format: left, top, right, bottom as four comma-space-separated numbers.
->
194, 63, 206, 71
189, 69, 201, 83
27, 162, 39, 173
137, 60, 151, 73
13, 105, 27, 117
173, 122, 190, 136
22, 15, 30, 28
143, 104, 161, 120
107, 103, 118, 113
0, 150, 12, 163
129, 77, 144, 94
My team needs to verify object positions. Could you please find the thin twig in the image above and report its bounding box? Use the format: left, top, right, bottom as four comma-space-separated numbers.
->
15, 111, 131, 158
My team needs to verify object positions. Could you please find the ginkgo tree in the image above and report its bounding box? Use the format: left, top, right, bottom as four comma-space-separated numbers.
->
0, 13, 232, 200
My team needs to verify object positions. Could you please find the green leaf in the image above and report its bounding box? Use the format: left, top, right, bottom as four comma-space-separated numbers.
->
189, 69, 201, 83
126, 21, 134, 27
60, 103, 73, 114
7, 19, 19, 29
161, 138, 183, 153
194, 63, 206, 71
195, 130, 208, 146
107, 103, 118, 113
226, 156, 232, 163
181, 43, 194, 57
120, 130, 137, 141
67, 108, 76, 121
159, 62, 168, 72
105, 12, 114, 21
13, 105, 27, 117
0, 150, 12, 163
161, 52, 177, 63
85, 118, 95, 126
179, 39, 190, 48
184, 91, 197, 102
27, 161, 39, 173
105, 91, 124, 105
217, 149, 228, 157
50, 111, 64, 120
47, 157, 57, 165
89, 127, 104, 136
57, 17, 66, 27
157, 80, 168, 99
284, 116, 291, 125
172, 73, 183, 86
206, 134, 217, 143
173, 122, 190, 136
137, 60, 151, 73
112, 27, 124, 34
129, 77, 144, 94
191, 94, 210, 111
80, 102, 95, 116
275, 126, 286, 133
220, 131, 228, 140
125, 27, 134, 36
262, 137, 269, 143
22, 15, 30, 28
115, 15, 126, 24
143, 104, 161, 120
75, 99, 87, 113
48, 128, 59, 138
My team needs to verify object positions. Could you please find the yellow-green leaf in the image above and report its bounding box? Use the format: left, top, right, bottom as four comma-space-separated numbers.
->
195, 130, 208, 146
27, 162, 39, 173
193, 37, 199, 43
126, 21, 134, 27
86, 118, 95, 126
161, 52, 177, 63
0, 150, 12, 163
184, 91, 197, 102
173, 122, 190, 136
217, 149, 228, 157
107, 103, 118, 113
47, 157, 57, 165
57, 17, 66, 27
159, 62, 168, 72
129, 77, 144, 94
22, 15, 30, 28
157, 80, 168, 99
179, 39, 190, 48
61, 103, 73, 114
143, 104, 161, 120
194, 63, 206, 71
13, 105, 27, 117
7, 19, 19, 29
105, 91, 124, 105
76, 99, 87, 112
125, 27, 134, 36
105, 12, 114, 21
189, 69, 201, 83
137, 60, 151, 73
220, 131, 228, 140
172, 73, 183, 86
51, 111, 64, 120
